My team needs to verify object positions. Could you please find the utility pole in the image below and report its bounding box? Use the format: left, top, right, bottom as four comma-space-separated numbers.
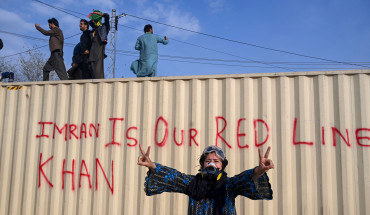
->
108, 10, 126, 79
108, 9, 117, 79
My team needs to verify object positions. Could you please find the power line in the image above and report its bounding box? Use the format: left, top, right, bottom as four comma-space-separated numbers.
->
116, 49, 370, 66
0, 32, 80, 58
122, 12, 370, 69
2, 30, 369, 70
0, 30, 78, 47
31, 0, 370, 70
117, 23, 370, 70
0, 45, 48, 59
29, 1, 293, 71
32, 1, 366, 71
32, 0, 83, 19
2, 29, 368, 72
117, 24, 370, 69
116, 52, 286, 68
0, 30, 49, 42
117, 24, 294, 72
115, 51, 366, 70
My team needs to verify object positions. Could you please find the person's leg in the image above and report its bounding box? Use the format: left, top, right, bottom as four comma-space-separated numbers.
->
43, 70, 50, 81
82, 56, 93, 79
93, 58, 104, 79
67, 63, 79, 80
8, 72, 14, 82
75, 67, 83, 80
89, 61, 97, 79
55, 52, 68, 80
151, 62, 158, 77
43, 53, 55, 81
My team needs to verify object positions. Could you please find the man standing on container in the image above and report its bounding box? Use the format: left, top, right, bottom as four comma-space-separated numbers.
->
88, 10, 110, 79
131, 24, 169, 77
79, 19, 92, 79
35, 18, 68, 81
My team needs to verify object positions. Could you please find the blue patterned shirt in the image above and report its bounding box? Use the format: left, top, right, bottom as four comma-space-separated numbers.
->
145, 163, 273, 215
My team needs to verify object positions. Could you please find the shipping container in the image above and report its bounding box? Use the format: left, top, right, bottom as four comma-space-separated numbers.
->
0, 70, 369, 215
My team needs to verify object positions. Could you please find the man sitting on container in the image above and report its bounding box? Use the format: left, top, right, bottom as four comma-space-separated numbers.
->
137, 145, 274, 215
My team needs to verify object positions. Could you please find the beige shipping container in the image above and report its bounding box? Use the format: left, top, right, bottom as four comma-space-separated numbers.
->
0, 70, 369, 215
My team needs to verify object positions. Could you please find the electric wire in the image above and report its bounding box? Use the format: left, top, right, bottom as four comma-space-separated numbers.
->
118, 23, 370, 70
0, 30, 77, 47
117, 24, 370, 67
33, 0, 295, 71
2, 30, 369, 71
0, 32, 80, 58
122, 12, 370, 69
2, 29, 369, 71
115, 49, 370, 66
32, 0, 368, 71
32, 0, 370, 70
0, 30, 50, 42
33, 0, 83, 19
117, 24, 294, 71
115, 52, 365, 70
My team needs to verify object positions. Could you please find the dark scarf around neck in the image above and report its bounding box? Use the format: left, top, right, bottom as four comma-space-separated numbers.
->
186, 171, 227, 215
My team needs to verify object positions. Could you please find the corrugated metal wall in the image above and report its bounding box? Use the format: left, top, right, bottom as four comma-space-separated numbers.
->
0, 70, 369, 215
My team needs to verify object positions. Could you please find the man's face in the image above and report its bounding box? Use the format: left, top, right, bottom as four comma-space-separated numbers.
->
48, 23, 54, 29
203, 152, 223, 171
79, 21, 87, 31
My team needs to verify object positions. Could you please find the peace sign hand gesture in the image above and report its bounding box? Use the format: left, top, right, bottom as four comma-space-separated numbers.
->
253, 146, 274, 180
137, 144, 156, 171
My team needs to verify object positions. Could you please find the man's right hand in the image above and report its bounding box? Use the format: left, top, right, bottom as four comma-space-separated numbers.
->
137, 144, 156, 171
35, 24, 40, 27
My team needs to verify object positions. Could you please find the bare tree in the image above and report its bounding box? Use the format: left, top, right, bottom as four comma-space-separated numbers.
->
17, 48, 58, 82
0, 58, 16, 75
0, 47, 57, 82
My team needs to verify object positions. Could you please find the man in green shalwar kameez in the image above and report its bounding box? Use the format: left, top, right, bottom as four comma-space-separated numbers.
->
131, 24, 169, 77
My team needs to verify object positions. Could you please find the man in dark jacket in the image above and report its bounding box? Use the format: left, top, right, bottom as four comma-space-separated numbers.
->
67, 19, 92, 80
88, 10, 110, 79
79, 19, 92, 79
35, 18, 68, 81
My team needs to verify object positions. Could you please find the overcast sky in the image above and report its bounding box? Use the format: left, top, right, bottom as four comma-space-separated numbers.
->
1, 0, 369, 79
